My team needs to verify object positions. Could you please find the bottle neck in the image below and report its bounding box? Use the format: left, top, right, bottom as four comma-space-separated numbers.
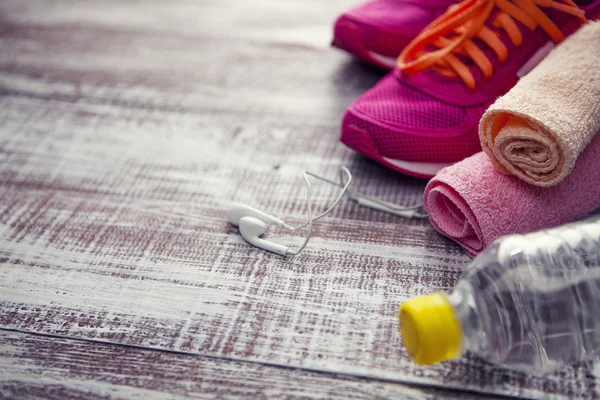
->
446, 280, 490, 357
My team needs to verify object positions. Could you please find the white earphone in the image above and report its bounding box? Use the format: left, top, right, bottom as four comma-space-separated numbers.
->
227, 167, 427, 256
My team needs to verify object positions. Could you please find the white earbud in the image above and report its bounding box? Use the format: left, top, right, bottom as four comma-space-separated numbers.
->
238, 216, 290, 256
227, 166, 426, 256
227, 203, 286, 228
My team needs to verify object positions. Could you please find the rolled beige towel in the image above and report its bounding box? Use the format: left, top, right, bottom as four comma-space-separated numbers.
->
479, 21, 600, 187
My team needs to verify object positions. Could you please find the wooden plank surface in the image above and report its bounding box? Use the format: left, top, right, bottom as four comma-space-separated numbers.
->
1, 330, 503, 399
0, 0, 599, 398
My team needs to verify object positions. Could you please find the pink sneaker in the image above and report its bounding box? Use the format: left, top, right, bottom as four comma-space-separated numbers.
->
332, 0, 457, 69
341, 0, 599, 179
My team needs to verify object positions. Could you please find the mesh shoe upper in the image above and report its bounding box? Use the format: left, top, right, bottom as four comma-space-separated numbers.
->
344, 0, 456, 37
344, 75, 487, 163
333, 0, 456, 65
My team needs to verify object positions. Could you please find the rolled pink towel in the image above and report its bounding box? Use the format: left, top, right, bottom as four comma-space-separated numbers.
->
479, 21, 600, 187
424, 133, 600, 256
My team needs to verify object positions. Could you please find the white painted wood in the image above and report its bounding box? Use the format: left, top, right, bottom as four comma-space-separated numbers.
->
0, 330, 498, 400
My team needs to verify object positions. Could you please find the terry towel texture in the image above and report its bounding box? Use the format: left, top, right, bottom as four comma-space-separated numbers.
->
479, 21, 600, 187
424, 133, 600, 256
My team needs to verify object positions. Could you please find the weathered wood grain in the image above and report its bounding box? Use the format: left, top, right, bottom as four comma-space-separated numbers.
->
0, 0, 384, 124
0, 0, 598, 399
0, 330, 504, 400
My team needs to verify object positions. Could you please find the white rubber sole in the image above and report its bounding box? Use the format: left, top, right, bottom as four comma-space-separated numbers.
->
368, 51, 398, 69
383, 157, 452, 177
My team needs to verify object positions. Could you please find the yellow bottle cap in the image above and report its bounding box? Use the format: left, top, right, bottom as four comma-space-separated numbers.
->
398, 292, 462, 365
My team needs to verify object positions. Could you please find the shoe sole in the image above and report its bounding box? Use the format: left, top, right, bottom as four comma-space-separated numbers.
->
341, 124, 452, 179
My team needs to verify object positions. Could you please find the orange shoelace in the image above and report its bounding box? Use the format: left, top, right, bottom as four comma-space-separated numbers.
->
398, 0, 587, 89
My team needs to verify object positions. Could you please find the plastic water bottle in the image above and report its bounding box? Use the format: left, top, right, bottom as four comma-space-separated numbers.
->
398, 217, 600, 374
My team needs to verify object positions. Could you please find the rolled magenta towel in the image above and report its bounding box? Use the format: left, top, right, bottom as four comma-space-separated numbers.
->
479, 21, 600, 187
424, 132, 600, 256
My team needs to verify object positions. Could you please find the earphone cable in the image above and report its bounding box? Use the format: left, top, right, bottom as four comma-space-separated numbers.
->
285, 172, 313, 256
283, 167, 353, 232
301, 168, 428, 219
228, 166, 427, 257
